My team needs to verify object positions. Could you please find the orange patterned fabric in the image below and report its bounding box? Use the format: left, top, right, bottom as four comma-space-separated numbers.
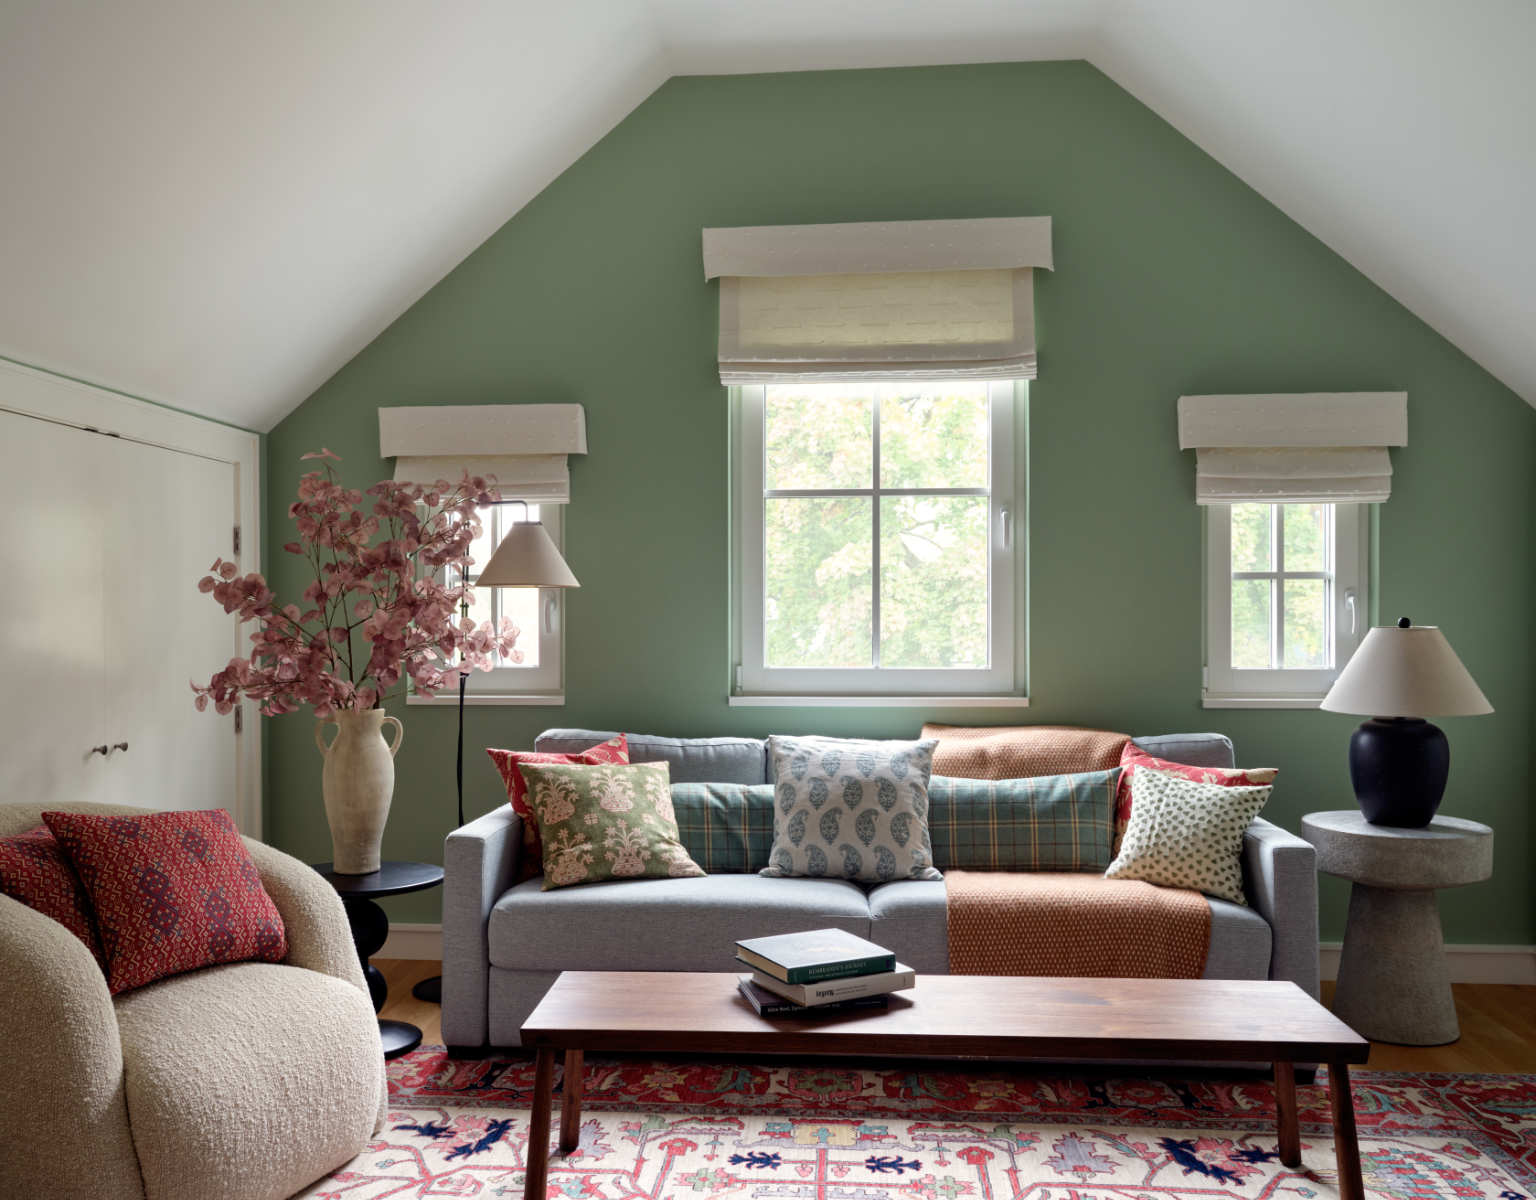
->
945, 870, 1211, 978
922, 724, 1131, 781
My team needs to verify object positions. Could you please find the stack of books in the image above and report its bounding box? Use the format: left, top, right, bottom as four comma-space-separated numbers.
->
735, 927, 915, 1017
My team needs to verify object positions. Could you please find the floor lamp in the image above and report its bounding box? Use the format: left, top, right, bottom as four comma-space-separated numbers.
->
412, 507, 580, 1004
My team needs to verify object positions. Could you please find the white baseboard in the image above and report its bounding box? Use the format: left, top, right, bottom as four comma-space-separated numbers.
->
381, 923, 445, 960
379, 924, 1536, 985
1320, 942, 1536, 985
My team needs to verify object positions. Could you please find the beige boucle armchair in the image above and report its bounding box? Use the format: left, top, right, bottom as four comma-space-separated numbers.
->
0, 803, 387, 1200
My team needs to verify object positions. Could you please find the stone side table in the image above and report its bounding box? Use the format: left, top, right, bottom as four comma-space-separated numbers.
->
1301, 811, 1492, 1046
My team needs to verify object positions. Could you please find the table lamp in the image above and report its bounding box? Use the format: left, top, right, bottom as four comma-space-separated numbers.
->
1320, 617, 1491, 827
413, 507, 579, 1004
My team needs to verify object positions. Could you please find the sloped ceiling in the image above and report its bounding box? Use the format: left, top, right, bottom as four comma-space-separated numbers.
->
1, 0, 1531, 431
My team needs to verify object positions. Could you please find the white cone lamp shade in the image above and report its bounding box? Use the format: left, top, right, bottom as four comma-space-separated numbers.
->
1321, 624, 1491, 717
477, 520, 580, 589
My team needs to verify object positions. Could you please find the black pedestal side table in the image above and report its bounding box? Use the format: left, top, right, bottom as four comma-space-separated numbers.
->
312, 860, 445, 1059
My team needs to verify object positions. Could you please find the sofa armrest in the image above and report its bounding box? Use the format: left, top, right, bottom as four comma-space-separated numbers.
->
1241, 817, 1320, 998
242, 837, 387, 1132
442, 806, 522, 1049
0, 896, 147, 1197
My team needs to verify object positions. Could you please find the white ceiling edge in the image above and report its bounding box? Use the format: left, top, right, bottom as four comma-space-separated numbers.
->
1, 1, 1531, 434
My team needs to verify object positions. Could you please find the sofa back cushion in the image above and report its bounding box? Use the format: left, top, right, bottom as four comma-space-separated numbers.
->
1130, 733, 1235, 770
926, 769, 1120, 871
535, 729, 767, 784
671, 782, 778, 873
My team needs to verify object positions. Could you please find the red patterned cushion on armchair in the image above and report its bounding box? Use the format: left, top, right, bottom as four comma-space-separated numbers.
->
0, 824, 107, 967
43, 808, 286, 994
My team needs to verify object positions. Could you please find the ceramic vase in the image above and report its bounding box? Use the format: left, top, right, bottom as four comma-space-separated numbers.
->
315, 708, 405, 874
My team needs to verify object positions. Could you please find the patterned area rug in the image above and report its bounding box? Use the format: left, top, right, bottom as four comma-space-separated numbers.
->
302, 1048, 1536, 1199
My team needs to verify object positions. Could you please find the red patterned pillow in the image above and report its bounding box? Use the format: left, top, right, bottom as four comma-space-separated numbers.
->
487, 734, 629, 879
43, 809, 287, 995
1115, 743, 1278, 851
0, 825, 106, 967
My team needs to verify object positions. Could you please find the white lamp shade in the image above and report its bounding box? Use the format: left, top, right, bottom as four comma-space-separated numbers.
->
1321, 624, 1492, 717
476, 521, 579, 588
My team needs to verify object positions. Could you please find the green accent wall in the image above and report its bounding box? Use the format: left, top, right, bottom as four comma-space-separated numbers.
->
264, 61, 1536, 942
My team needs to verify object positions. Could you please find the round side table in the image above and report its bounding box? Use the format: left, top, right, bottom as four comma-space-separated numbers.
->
313, 860, 445, 1059
1301, 811, 1492, 1046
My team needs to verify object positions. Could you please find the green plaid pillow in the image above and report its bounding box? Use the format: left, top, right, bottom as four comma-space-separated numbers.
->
670, 782, 777, 874
926, 768, 1120, 871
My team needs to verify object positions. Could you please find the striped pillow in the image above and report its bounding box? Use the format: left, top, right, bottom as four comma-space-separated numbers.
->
926, 769, 1120, 871
670, 782, 777, 874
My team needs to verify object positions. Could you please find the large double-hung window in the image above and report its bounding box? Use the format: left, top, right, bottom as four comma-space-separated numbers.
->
735, 380, 1018, 700
706, 216, 1052, 704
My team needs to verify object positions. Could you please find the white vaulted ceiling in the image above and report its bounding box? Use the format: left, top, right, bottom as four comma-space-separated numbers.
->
1, 0, 1532, 431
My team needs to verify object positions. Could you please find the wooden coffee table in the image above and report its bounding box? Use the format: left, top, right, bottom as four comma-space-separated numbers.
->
519, 972, 1370, 1200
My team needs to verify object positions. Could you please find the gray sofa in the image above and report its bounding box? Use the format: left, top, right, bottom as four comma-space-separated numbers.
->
442, 729, 1319, 1051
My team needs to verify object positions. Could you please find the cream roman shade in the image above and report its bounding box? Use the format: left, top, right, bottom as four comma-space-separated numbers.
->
1177, 392, 1408, 504
703, 217, 1053, 383
378, 404, 587, 503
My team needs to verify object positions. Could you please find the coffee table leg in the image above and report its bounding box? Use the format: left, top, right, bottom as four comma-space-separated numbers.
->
1274, 1061, 1301, 1168
1328, 1061, 1365, 1200
560, 1049, 584, 1153
525, 1048, 556, 1200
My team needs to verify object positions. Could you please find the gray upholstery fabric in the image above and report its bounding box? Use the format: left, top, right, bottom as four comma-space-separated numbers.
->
490, 873, 869, 971
1202, 896, 1274, 980
535, 728, 768, 784
1130, 732, 1235, 769
489, 966, 562, 1048
866, 880, 949, 974
115, 962, 383, 1200
442, 805, 522, 1048
1242, 816, 1321, 997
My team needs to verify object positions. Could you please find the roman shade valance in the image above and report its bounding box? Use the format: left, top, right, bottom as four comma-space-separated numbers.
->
1177, 392, 1408, 504
378, 404, 587, 503
703, 217, 1053, 384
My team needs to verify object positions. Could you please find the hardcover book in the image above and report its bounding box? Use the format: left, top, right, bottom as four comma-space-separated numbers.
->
734, 928, 897, 984
746, 963, 916, 1007
736, 977, 891, 1017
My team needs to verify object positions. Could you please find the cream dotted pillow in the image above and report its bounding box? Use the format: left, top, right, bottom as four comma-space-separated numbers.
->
1103, 767, 1271, 905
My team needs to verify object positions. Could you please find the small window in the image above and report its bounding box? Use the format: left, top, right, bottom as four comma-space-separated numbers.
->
1204, 502, 1368, 706
733, 380, 1020, 701
437, 502, 564, 700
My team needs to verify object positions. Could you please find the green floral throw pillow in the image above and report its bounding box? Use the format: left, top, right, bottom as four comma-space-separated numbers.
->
517, 761, 706, 890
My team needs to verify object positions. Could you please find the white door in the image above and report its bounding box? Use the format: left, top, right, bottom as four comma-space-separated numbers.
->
100, 436, 240, 815
0, 411, 114, 809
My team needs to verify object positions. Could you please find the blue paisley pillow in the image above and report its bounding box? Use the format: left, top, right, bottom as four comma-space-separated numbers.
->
761, 736, 942, 883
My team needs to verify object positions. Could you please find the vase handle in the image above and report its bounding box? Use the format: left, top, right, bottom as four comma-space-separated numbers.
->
314, 720, 337, 758
381, 715, 404, 758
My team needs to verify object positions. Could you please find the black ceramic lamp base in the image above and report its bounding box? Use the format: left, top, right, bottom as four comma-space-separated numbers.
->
1348, 717, 1449, 827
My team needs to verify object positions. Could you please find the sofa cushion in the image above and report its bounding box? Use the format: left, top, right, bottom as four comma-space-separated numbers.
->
926, 770, 1119, 871
866, 880, 948, 975
672, 782, 777, 873
1203, 896, 1273, 980
486, 733, 630, 879
1130, 732, 1235, 770
488, 873, 870, 972
113, 961, 382, 1200
535, 729, 768, 784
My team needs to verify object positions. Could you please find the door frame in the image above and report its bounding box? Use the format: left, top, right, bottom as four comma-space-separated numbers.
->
0, 358, 262, 835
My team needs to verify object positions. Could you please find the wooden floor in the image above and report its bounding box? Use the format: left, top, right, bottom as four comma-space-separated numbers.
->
377, 960, 1536, 1072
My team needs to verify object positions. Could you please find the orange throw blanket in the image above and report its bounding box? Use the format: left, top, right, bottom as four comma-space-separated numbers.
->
923, 724, 1130, 780
945, 870, 1212, 978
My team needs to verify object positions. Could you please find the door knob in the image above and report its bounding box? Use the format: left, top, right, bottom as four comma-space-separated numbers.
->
91, 745, 109, 756
112, 742, 129, 753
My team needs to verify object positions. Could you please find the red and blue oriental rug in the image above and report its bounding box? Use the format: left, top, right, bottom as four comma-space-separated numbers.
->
302, 1049, 1536, 1200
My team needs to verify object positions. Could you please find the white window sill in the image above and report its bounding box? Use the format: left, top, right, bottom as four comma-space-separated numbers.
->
407, 692, 565, 707
1202, 694, 1324, 710
729, 694, 1031, 708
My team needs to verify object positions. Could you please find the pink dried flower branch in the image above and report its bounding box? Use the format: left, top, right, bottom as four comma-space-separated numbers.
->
192, 452, 520, 719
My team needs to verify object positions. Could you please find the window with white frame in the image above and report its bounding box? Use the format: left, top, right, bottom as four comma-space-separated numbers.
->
447, 502, 564, 698
734, 379, 1019, 699
1204, 502, 1367, 705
